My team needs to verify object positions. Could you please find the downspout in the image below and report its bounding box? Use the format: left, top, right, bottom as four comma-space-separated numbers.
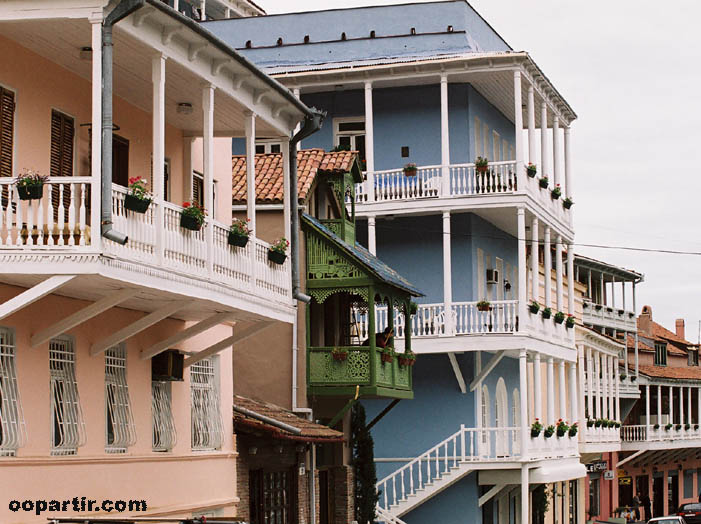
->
101, 0, 145, 245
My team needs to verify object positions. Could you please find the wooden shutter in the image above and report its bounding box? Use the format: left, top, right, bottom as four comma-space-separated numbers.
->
0, 88, 14, 179
192, 171, 203, 206
50, 111, 74, 222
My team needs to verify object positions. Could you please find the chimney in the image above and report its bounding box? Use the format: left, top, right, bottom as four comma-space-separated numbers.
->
639, 305, 653, 337
676, 319, 686, 340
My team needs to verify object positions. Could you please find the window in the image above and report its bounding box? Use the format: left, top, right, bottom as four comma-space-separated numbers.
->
0, 328, 26, 456
249, 469, 295, 524
152, 381, 176, 452
191, 357, 223, 450
0, 86, 14, 179
192, 171, 204, 207
689, 349, 698, 366
684, 469, 694, 499
50, 337, 86, 455
112, 134, 129, 187
50, 110, 74, 178
255, 140, 282, 154
105, 344, 136, 453
474, 117, 482, 157
589, 477, 600, 516
334, 118, 366, 162
654, 342, 667, 366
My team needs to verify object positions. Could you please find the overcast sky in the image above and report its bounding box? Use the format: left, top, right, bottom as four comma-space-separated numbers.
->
260, 0, 701, 335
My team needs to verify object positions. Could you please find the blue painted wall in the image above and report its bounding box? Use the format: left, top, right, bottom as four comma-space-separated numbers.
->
467, 85, 516, 162
404, 474, 482, 524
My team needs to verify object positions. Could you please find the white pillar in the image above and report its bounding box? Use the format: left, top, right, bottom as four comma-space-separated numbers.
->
244, 112, 256, 235
540, 102, 549, 178
443, 211, 453, 335
199, 0, 206, 20
367, 216, 376, 255
578, 346, 586, 425
173, 0, 179, 10
282, 139, 291, 244
364, 81, 375, 202
527, 86, 536, 165
612, 276, 617, 309
559, 360, 566, 419
633, 281, 639, 379
567, 243, 574, 316
564, 126, 572, 199
569, 362, 577, 423
521, 464, 529, 524
645, 384, 650, 429
547, 357, 555, 425
440, 74, 451, 195
544, 227, 552, 308
657, 385, 662, 426
556, 235, 563, 311
534, 353, 542, 421
553, 115, 561, 187
517, 208, 527, 328
689, 387, 693, 425
202, 85, 215, 276
153, 55, 166, 264
669, 385, 674, 425
594, 352, 601, 419
680, 386, 684, 425
586, 348, 594, 421
513, 71, 524, 175
90, 18, 102, 252
519, 349, 529, 457
615, 358, 621, 422
607, 356, 614, 420
531, 217, 539, 302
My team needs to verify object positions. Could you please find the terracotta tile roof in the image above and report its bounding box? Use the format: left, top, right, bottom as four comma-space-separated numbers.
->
637, 364, 701, 381
627, 334, 654, 352
232, 149, 359, 205
647, 317, 692, 347
233, 395, 344, 442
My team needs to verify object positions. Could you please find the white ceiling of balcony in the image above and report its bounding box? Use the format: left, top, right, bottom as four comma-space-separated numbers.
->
0, 17, 283, 137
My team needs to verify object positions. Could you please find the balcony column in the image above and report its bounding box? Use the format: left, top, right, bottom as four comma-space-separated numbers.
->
547, 357, 555, 425
544, 227, 552, 308
680, 385, 685, 426
564, 126, 572, 199
540, 102, 549, 177
645, 384, 650, 429
611, 275, 616, 310
567, 243, 574, 317
615, 357, 621, 422
607, 356, 614, 420
534, 353, 542, 421
633, 280, 639, 379
531, 217, 539, 302
367, 216, 376, 255
552, 115, 561, 188
556, 235, 563, 311
152, 54, 167, 264
244, 111, 257, 236
527, 86, 536, 165
364, 81, 375, 202
203, 85, 215, 276
517, 208, 527, 329
568, 361, 577, 423
657, 385, 662, 426
586, 348, 594, 420
199, 0, 206, 20
90, 17, 102, 251
519, 349, 529, 459
594, 352, 601, 420
442, 211, 453, 335
669, 385, 674, 425
698, 388, 701, 428
558, 360, 566, 420
513, 70, 525, 179
688, 387, 693, 425
578, 346, 586, 424
440, 74, 451, 196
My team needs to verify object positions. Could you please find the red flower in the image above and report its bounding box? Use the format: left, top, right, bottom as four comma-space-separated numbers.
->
183, 202, 190, 208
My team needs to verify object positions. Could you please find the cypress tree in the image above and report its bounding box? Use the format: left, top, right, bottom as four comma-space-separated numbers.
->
352, 402, 379, 524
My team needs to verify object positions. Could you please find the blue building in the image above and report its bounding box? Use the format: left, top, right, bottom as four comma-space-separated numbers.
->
208, 2, 586, 522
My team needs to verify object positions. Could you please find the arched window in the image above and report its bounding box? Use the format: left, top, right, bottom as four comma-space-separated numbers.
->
482, 385, 490, 430
512, 388, 521, 428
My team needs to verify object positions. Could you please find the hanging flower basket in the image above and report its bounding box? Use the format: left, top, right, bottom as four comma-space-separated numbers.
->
380, 348, 394, 364
551, 184, 562, 200
124, 194, 151, 213
556, 419, 569, 437
398, 352, 416, 367
563, 197, 573, 209
180, 214, 203, 231
531, 419, 543, 438
228, 217, 251, 247
403, 163, 417, 177
529, 301, 540, 314
526, 163, 537, 178
268, 237, 289, 265
539, 177, 549, 189
543, 425, 555, 438
17, 184, 44, 201
332, 347, 348, 362
475, 156, 489, 174
228, 232, 249, 247
542, 307, 552, 320
15, 169, 48, 201
568, 423, 578, 437
125, 177, 152, 213
476, 300, 491, 312
565, 315, 575, 328
554, 311, 566, 324
180, 201, 206, 231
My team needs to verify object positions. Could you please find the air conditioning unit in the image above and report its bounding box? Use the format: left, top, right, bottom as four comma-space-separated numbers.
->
486, 269, 499, 285
152, 349, 184, 382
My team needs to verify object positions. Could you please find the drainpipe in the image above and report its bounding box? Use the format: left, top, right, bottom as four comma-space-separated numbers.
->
101, 0, 145, 245
288, 110, 325, 303
292, 309, 313, 417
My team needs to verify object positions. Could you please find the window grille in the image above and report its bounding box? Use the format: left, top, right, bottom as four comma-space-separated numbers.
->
50, 337, 86, 455
190, 358, 223, 450
152, 381, 176, 451
105, 344, 136, 453
0, 328, 26, 456
654, 342, 667, 366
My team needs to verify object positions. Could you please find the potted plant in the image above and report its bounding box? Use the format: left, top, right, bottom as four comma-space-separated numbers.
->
125, 176, 152, 213
565, 314, 575, 328
630, 375, 637, 382
539, 176, 549, 189
15, 169, 48, 201
228, 217, 251, 247
614, 421, 621, 429
476, 300, 491, 312
408, 301, 419, 315
551, 184, 562, 200
544, 425, 555, 438
554, 311, 565, 324
582, 301, 589, 308
556, 419, 569, 437
594, 304, 603, 311
332, 346, 348, 362
568, 422, 578, 437
620, 373, 627, 381
398, 350, 416, 367
526, 163, 537, 178
529, 301, 540, 314
475, 156, 489, 174
675, 424, 682, 431
608, 420, 616, 429
695, 424, 699, 430
403, 163, 418, 177
531, 419, 543, 438
563, 197, 573, 209
586, 419, 594, 428
654, 423, 660, 430
665, 423, 672, 431
542, 307, 552, 319
380, 346, 394, 364
268, 237, 289, 265
594, 419, 603, 428
685, 423, 691, 430
180, 200, 206, 231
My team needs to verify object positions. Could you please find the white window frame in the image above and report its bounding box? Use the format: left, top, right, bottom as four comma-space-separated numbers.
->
190, 356, 223, 451
0, 327, 26, 456
105, 344, 136, 453
333, 116, 366, 151
255, 139, 283, 154
50, 336, 86, 456
152, 381, 177, 452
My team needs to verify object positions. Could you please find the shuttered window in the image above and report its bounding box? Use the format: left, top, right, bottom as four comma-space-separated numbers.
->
0, 87, 14, 179
192, 171, 204, 207
50, 110, 74, 178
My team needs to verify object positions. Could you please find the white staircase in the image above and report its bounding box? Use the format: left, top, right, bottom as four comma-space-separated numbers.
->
376, 507, 408, 524
375, 424, 521, 519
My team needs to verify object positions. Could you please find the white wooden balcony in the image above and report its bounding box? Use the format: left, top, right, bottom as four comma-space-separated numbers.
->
621, 424, 701, 451
582, 299, 636, 332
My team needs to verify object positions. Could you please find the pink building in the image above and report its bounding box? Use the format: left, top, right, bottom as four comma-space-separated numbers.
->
0, 1, 313, 522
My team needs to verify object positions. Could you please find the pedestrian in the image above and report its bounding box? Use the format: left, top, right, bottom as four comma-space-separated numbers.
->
641, 492, 651, 521
632, 493, 641, 522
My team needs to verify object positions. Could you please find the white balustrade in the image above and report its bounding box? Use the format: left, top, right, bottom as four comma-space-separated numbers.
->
450, 161, 517, 196
371, 165, 442, 202
621, 424, 701, 443
582, 300, 636, 331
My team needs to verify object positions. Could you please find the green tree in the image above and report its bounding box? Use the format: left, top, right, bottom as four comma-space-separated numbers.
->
352, 403, 379, 524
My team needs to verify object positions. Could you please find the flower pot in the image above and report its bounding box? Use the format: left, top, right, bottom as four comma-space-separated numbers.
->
124, 194, 151, 213
529, 304, 540, 314
403, 168, 417, 177
556, 429, 566, 438
477, 305, 490, 312
554, 317, 564, 325
332, 352, 348, 362
542, 310, 552, 320
563, 200, 573, 209
565, 319, 575, 329
228, 231, 249, 247
551, 190, 561, 200
17, 184, 44, 201
539, 179, 549, 189
381, 353, 393, 364
267, 249, 287, 265
530, 429, 541, 438
476, 165, 488, 174
527, 168, 537, 178
180, 214, 203, 231
398, 356, 416, 367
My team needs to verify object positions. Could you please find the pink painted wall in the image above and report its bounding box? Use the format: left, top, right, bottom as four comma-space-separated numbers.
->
0, 283, 236, 523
